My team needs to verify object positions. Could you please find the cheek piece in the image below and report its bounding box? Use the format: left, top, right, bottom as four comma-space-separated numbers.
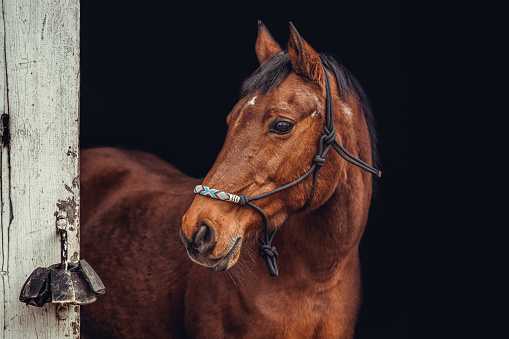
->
193, 62, 381, 277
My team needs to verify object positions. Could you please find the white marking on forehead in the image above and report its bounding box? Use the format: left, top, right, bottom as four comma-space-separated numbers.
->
247, 96, 257, 106
311, 110, 318, 117
341, 103, 353, 117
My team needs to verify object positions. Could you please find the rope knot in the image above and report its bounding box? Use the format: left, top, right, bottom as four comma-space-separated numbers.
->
313, 155, 326, 167
323, 126, 336, 145
237, 194, 249, 207
259, 244, 278, 259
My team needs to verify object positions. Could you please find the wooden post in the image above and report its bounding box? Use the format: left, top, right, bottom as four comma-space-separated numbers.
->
0, 0, 80, 338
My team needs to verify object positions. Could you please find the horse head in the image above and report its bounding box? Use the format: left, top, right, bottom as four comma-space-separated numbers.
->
180, 22, 377, 274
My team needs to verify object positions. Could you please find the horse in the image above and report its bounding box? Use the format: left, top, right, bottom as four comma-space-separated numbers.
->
81, 22, 380, 338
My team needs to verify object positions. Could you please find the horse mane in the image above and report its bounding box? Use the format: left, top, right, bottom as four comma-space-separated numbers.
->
240, 51, 380, 175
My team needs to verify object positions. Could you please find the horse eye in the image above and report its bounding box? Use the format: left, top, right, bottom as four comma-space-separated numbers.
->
270, 121, 294, 134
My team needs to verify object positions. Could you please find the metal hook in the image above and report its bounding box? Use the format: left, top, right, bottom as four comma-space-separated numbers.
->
56, 211, 68, 270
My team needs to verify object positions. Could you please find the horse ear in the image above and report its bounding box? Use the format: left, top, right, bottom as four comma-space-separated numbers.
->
255, 21, 282, 64
287, 22, 324, 85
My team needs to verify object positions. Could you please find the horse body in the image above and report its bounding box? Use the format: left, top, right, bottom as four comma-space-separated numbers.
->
81, 148, 367, 338
81, 22, 377, 338
80, 148, 196, 337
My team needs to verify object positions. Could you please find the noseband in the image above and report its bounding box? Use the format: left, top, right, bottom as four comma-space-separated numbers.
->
193, 62, 381, 277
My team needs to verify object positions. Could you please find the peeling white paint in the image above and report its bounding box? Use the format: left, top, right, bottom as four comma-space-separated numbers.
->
1, 0, 80, 337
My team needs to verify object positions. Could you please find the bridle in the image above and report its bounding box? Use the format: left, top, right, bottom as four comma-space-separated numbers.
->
193, 61, 381, 277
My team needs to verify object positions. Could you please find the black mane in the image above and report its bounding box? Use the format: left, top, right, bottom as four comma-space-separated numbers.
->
240, 51, 380, 172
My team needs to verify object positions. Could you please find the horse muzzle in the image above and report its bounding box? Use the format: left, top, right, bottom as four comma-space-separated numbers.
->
179, 224, 242, 271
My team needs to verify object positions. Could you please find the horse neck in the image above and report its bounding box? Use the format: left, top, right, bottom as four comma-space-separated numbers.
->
273, 179, 368, 283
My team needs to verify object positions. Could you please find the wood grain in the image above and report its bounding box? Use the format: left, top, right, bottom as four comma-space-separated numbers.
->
0, 0, 80, 337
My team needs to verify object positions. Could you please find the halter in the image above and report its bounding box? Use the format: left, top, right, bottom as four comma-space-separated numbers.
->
194, 62, 381, 277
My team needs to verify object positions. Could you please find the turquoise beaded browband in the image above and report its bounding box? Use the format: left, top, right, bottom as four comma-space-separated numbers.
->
193, 62, 381, 277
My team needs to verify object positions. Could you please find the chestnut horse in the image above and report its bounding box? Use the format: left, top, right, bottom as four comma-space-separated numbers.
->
81, 22, 380, 338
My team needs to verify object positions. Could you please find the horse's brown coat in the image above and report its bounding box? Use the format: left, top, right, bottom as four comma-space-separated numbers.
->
81, 23, 374, 338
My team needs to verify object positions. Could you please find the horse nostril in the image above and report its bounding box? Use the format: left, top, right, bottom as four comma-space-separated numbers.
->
193, 225, 209, 247
192, 224, 215, 254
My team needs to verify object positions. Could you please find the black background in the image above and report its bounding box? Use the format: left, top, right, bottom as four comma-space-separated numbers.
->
81, 1, 494, 338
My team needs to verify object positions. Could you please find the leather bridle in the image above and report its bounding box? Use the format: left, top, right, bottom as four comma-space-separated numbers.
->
194, 61, 381, 276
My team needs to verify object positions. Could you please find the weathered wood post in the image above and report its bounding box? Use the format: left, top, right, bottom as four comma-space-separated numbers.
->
0, 0, 80, 337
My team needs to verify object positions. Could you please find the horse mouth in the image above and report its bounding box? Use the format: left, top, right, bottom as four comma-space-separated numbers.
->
185, 235, 242, 272
212, 237, 242, 271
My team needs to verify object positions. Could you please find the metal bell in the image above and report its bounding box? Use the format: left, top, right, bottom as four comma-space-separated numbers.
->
20, 213, 105, 307
19, 260, 105, 307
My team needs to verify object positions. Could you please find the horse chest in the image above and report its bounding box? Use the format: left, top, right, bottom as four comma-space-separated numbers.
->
185, 276, 347, 338
253, 288, 349, 338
